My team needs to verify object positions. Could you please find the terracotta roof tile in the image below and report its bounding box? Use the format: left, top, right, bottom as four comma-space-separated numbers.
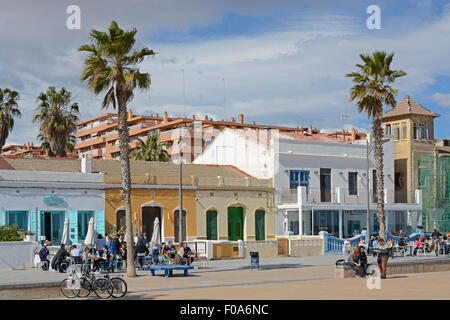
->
383, 96, 439, 119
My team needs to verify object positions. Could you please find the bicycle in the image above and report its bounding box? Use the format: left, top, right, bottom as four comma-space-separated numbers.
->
60, 260, 82, 298
103, 270, 128, 298
77, 261, 114, 299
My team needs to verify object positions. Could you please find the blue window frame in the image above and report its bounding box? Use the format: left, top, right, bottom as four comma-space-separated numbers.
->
78, 211, 93, 241
7, 211, 28, 231
290, 170, 310, 194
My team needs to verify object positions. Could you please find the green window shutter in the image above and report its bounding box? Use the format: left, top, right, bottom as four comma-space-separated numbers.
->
96, 210, 105, 237
206, 210, 218, 240
68, 210, 78, 245
255, 210, 265, 240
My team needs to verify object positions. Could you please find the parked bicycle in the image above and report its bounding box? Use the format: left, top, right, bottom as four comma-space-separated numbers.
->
77, 262, 127, 298
60, 260, 82, 298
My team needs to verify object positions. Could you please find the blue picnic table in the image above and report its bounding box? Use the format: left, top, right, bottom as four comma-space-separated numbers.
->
143, 264, 194, 277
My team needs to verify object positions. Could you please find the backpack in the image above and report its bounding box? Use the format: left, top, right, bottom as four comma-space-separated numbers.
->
335, 259, 347, 266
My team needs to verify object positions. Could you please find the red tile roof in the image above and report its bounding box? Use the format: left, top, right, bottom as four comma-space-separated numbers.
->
0, 156, 14, 170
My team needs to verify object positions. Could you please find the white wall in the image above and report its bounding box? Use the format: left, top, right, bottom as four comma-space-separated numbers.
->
194, 128, 274, 179
0, 241, 39, 270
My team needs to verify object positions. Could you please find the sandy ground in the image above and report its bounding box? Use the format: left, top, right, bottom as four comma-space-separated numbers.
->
115, 266, 450, 300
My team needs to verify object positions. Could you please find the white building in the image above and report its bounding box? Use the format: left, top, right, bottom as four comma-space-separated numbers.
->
0, 158, 106, 245
194, 129, 423, 237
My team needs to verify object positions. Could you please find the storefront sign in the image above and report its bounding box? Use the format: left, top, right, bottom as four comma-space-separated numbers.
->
43, 196, 65, 206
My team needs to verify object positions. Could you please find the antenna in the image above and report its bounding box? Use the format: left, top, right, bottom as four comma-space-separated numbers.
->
340, 112, 350, 141
222, 78, 226, 120
182, 69, 186, 118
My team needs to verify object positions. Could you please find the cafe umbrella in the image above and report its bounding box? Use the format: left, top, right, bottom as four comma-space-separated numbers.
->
150, 217, 161, 245
84, 217, 96, 248
61, 217, 70, 246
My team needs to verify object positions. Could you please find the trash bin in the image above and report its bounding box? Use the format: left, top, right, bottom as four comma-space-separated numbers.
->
250, 251, 259, 270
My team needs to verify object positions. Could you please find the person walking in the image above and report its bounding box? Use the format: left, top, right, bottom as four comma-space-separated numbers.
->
106, 236, 117, 272
375, 238, 392, 279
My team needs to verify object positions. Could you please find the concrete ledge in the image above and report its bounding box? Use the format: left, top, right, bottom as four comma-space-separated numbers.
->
335, 257, 450, 279
0, 283, 62, 300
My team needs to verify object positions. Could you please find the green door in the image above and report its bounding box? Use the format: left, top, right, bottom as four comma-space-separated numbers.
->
228, 207, 243, 241
255, 210, 265, 240
206, 210, 218, 240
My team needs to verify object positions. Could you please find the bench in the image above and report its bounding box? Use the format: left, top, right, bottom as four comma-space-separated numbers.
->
143, 265, 194, 277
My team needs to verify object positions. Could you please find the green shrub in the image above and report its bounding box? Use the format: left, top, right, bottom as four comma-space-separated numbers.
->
0, 224, 25, 242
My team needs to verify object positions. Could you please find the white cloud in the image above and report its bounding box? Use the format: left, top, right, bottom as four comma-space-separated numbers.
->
432, 93, 450, 107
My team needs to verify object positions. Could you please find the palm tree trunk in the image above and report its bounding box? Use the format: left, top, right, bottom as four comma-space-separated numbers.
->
116, 85, 136, 277
373, 114, 386, 239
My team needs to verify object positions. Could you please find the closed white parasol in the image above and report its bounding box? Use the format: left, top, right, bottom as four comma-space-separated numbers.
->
84, 217, 96, 247
150, 217, 161, 246
61, 217, 70, 246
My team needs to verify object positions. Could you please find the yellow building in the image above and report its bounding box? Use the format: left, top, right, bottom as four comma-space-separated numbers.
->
382, 95, 439, 203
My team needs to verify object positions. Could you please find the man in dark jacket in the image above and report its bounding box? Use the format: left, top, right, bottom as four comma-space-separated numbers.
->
134, 239, 149, 268
55, 244, 69, 273
375, 238, 392, 279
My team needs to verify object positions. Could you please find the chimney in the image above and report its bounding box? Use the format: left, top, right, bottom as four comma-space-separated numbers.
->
307, 125, 313, 135
163, 111, 168, 123
128, 110, 133, 120
81, 154, 92, 174
238, 114, 244, 124
351, 128, 357, 141
192, 115, 195, 120
204, 115, 208, 121
230, 117, 235, 123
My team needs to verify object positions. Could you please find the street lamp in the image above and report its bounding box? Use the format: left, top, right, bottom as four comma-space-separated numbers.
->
178, 122, 196, 243
366, 135, 390, 240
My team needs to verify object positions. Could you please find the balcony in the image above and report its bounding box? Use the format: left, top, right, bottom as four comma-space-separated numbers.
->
276, 187, 421, 206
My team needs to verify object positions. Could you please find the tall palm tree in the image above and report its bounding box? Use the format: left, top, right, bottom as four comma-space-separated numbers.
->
0, 88, 21, 151
79, 21, 156, 277
37, 133, 76, 157
346, 51, 406, 240
133, 134, 169, 162
33, 87, 79, 157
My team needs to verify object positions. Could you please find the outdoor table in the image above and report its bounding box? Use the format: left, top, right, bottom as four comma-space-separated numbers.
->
143, 264, 194, 277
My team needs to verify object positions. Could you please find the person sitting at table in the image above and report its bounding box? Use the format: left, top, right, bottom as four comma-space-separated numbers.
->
166, 241, 177, 261
158, 242, 168, 264
70, 245, 83, 264
134, 239, 149, 268
441, 235, 449, 255
55, 244, 70, 273
414, 238, 424, 255
182, 242, 195, 265
39, 240, 51, 271
397, 238, 406, 256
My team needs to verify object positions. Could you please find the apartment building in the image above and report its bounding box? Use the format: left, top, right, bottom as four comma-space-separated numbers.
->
74, 111, 313, 162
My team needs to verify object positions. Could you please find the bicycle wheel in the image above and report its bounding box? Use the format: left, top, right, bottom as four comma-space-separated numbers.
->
77, 277, 92, 298
111, 277, 128, 298
60, 278, 80, 298
92, 278, 113, 299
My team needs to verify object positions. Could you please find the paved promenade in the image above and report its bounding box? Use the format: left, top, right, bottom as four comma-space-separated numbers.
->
0, 254, 448, 288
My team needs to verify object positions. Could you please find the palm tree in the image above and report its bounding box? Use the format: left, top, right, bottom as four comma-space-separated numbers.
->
346, 51, 406, 240
33, 87, 79, 157
79, 21, 156, 277
133, 134, 169, 162
37, 133, 76, 157
0, 88, 21, 151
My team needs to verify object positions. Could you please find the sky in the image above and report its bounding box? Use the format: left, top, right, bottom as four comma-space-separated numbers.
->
1, 0, 450, 145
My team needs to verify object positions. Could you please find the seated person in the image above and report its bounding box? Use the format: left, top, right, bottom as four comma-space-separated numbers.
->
134, 239, 149, 268
414, 238, 424, 255
39, 240, 51, 270
347, 247, 362, 278
358, 246, 368, 276
70, 245, 82, 264
120, 242, 127, 261
181, 242, 195, 265
441, 235, 449, 254
55, 244, 70, 273
158, 242, 168, 264
165, 241, 177, 260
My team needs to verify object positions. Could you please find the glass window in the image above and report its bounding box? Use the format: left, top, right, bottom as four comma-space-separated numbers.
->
401, 123, 407, 140
78, 211, 93, 240
7, 211, 28, 231
255, 210, 265, 240
393, 124, 400, 140
290, 170, 310, 194
348, 172, 358, 195
413, 124, 417, 139
385, 124, 391, 135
